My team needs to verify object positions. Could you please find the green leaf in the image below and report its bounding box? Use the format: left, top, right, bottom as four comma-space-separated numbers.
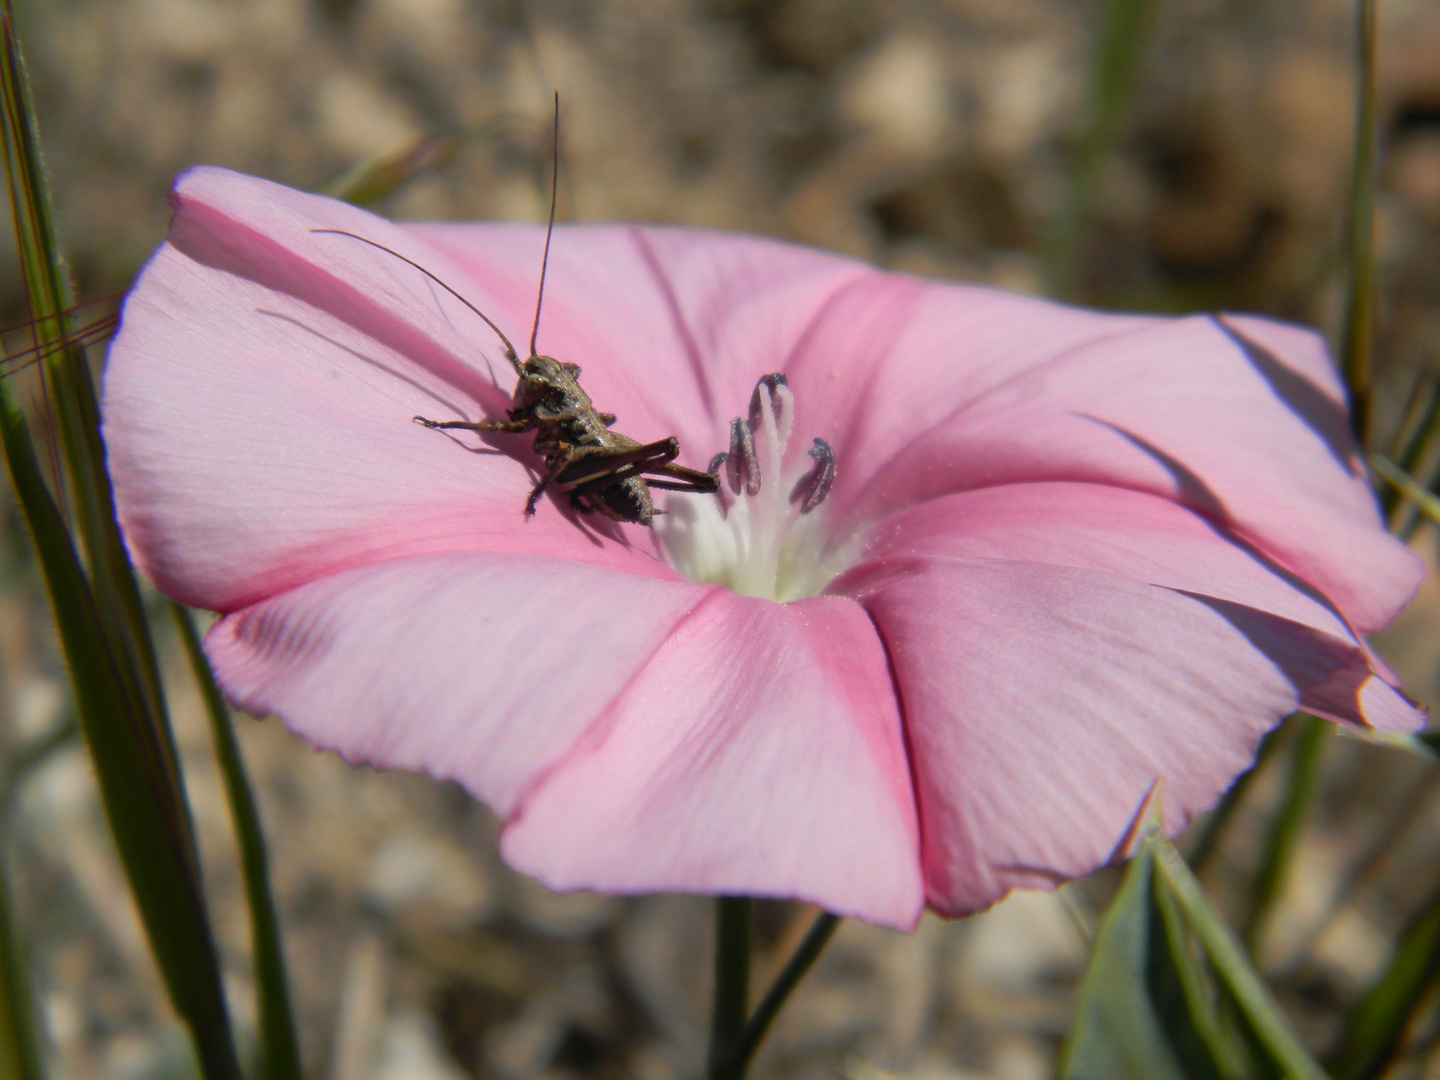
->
1327, 886, 1440, 1080
1059, 833, 1328, 1080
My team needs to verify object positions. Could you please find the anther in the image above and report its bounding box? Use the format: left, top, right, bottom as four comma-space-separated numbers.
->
789, 438, 835, 514
726, 417, 761, 496
708, 452, 730, 517
748, 373, 789, 432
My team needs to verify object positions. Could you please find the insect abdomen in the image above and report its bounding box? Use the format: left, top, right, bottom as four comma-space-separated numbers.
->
584, 477, 656, 526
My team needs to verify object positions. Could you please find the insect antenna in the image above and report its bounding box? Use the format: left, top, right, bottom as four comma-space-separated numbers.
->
1, 309, 120, 379
0, 292, 123, 381
310, 228, 522, 366
528, 91, 560, 361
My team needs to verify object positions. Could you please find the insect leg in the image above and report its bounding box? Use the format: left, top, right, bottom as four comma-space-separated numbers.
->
525, 441, 633, 515
642, 477, 719, 493
639, 460, 721, 493
414, 415, 533, 434
554, 438, 680, 487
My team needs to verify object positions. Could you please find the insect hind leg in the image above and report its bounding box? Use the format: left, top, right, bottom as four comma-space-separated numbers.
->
414, 415, 533, 434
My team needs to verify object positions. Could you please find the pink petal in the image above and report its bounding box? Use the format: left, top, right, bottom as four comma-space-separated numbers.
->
105, 167, 686, 611
205, 553, 709, 816
407, 221, 873, 450
851, 481, 1395, 681
837, 485, 1419, 915
787, 294, 1414, 634
500, 593, 922, 930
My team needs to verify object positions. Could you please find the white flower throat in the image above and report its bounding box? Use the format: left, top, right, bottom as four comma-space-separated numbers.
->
657, 374, 858, 602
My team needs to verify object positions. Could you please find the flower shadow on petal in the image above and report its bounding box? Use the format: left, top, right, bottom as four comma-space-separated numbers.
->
1090, 415, 1388, 644
1176, 593, 1419, 731
1214, 315, 1356, 472
168, 190, 507, 414
1077, 415, 1230, 523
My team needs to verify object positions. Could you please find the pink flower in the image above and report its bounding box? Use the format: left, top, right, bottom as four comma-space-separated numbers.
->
102, 167, 1423, 931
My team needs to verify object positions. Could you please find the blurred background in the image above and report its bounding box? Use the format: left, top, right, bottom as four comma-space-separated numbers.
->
2, 0, 1440, 1077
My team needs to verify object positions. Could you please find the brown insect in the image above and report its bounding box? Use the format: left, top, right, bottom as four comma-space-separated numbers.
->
315, 99, 717, 527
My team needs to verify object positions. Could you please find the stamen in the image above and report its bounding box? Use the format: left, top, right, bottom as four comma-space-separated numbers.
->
656, 374, 854, 604
708, 452, 730, 518
749, 373, 789, 432
726, 417, 761, 496
789, 438, 836, 514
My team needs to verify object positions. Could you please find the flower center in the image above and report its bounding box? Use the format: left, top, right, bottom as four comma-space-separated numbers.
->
656, 374, 858, 602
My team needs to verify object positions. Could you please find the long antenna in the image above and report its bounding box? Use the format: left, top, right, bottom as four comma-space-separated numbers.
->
310, 228, 521, 365
529, 91, 559, 359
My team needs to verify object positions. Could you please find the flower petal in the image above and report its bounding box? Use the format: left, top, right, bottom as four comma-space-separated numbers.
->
850, 480, 1407, 694
781, 283, 1414, 634
105, 167, 684, 611
499, 592, 923, 930
204, 553, 709, 816
840, 519, 1417, 915
409, 221, 873, 449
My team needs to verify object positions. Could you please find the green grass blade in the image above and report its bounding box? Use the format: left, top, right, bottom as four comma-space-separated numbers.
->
0, 713, 77, 812
1043, 0, 1154, 301
1326, 887, 1440, 1080
0, 5, 179, 818
1378, 375, 1437, 520
174, 604, 303, 1080
733, 911, 840, 1076
319, 115, 547, 206
1339, 0, 1378, 445
1245, 716, 1328, 957
321, 130, 465, 205
1188, 725, 1286, 875
707, 896, 752, 1080
0, 847, 44, 1080
1370, 453, 1440, 532
0, 384, 241, 1080
0, 9, 243, 1078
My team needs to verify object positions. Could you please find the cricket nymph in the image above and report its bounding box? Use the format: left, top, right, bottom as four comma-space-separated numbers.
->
316, 97, 718, 528
415, 351, 718, 527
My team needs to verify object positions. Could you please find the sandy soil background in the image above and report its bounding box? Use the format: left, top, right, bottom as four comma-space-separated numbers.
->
3, 0, 1440, 1078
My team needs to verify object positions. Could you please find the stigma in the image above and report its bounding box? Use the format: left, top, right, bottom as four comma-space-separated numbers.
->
656, 374, 857, 602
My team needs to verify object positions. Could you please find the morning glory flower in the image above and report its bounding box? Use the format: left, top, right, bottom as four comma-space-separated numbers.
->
102, 166, 1423, 931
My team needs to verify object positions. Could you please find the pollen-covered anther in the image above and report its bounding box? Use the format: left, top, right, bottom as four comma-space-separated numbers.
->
790, 438, 836, 514
749, 373, 789, 433
708, 452, 730, 517
656, 371, 851, 602
726, 417, 760, 496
